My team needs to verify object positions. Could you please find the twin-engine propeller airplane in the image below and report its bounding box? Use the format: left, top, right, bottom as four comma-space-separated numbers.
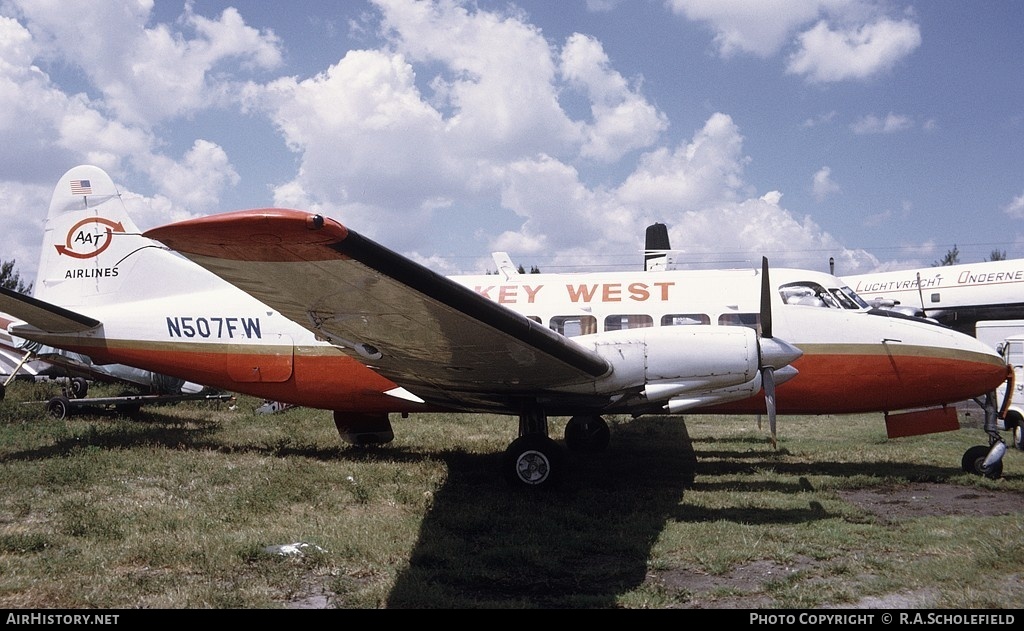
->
0, 166, 1012, 489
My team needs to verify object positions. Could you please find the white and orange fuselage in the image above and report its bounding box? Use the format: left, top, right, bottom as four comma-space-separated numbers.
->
1, 166, 1010, 430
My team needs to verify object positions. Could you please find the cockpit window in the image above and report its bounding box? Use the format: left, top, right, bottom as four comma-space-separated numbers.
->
780, 281, 868, 310
780, 282, 831, 307
829, 286, 870, 309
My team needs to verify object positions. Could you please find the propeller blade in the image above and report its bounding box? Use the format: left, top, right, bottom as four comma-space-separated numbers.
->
760, 256, 773, 339
758, 256, 795, 448
763, 367, 777, 449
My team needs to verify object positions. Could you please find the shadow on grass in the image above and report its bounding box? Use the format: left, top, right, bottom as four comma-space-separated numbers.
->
383, 414, 971, 608
0, 408, 443, 466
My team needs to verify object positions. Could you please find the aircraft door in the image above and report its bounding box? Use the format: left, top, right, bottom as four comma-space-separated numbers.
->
226, 334, 294, 383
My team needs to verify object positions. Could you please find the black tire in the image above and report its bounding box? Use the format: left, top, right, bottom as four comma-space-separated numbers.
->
961, 445, 1003, 479
502, 434, 564, 489
69, 377, 89, 399
46, 396, 71, 420
564, 415, 611, 453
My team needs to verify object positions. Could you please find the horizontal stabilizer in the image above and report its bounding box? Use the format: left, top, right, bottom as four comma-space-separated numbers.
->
0, 287, 100, 335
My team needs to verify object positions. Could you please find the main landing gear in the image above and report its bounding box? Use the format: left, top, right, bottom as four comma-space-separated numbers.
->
961, 391, 1012, 479
502, 407, 611, 490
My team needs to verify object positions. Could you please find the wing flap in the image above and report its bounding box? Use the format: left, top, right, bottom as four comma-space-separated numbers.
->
145, 210, 611, 405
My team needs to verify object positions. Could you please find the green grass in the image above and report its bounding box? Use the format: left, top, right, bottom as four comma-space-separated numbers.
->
0, 380, 1022, 608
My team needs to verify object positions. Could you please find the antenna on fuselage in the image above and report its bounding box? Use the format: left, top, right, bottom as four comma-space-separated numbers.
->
916, 272, 927, 316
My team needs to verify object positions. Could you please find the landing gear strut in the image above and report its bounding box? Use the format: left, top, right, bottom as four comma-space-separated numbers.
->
962, 391, 1006, 479
502, 407, 612, 489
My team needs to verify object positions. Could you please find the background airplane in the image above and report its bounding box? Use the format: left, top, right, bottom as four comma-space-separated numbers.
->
0, 167, 1011, 490
841, 259, 1024, 338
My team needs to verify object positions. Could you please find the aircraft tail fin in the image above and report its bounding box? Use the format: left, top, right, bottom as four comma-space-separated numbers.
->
644, 222, 671, 271
34, 165, 143, 308
491, 252, 520, 280
32, 165, 215, 311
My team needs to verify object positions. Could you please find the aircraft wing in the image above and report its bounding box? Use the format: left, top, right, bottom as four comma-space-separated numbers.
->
145, 210, 612, 408
0, 287, 100, 335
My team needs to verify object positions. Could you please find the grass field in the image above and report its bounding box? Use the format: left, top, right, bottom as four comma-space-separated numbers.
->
1, 379, 1022, 609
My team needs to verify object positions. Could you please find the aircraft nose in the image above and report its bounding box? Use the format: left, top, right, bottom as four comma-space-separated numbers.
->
900, 325, 1010, 404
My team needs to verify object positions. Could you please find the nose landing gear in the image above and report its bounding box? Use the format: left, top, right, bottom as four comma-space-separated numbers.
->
962, 390, 1013, 479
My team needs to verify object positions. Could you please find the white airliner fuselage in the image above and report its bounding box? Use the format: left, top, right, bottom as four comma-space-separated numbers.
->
0, 166, 1014, 488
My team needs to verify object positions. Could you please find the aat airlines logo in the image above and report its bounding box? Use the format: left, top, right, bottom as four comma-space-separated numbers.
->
55, 217, 126, 259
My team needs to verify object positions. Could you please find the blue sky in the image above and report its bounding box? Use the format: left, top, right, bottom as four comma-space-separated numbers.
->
1, 0, 1022, 285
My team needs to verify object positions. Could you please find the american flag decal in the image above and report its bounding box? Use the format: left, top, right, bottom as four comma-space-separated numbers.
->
70, 179, 92, 195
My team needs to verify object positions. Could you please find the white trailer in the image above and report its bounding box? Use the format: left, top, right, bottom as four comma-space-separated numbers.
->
993, 334, 1024, 451
975, 319, 1024, 350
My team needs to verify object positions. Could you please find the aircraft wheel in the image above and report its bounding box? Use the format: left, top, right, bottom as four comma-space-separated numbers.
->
564, 415, 610, 453
502, 434, 564, 489
46, 396, 71, 420
69, 377, 89, 399
961, 445, 1003, 479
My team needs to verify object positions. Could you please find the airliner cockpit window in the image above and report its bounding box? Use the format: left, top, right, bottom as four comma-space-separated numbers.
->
829, 288, 860, 309
780, 282, 840, 308
828, 286, 871, 309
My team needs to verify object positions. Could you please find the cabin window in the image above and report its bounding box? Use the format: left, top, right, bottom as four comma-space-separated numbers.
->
605, 315, 654, 331
550, 315, 597, 337
718, 313, 759, 329
661, 313, 711, 326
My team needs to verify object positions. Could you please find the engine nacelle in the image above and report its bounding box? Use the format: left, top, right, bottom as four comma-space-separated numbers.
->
570, 325, 761, 396
663, 365, 799, 412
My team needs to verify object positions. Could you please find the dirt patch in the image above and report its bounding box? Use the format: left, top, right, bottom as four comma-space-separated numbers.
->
660, 556, 814, 609
658, 484, 1024, 608
837, 483, 1024, 522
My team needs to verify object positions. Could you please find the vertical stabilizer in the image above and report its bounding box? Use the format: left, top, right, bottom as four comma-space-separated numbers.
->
33, 165, 208, 309
644, 222, 671, 272
35, 165, 142, 307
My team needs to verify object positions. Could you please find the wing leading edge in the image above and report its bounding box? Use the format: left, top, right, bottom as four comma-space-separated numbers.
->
145, 210, 612, 409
